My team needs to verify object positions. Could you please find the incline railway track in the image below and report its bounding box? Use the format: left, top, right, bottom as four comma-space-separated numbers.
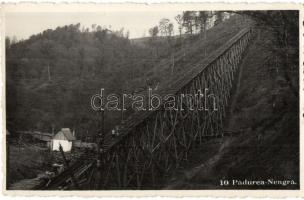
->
38, 26, 255, 190
37, 153, 96, 190
99, 27, 254, 153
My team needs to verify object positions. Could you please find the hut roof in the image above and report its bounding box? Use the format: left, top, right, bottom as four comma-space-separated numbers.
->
53, 128, 76, 141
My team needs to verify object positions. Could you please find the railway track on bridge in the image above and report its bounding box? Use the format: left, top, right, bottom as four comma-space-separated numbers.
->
38, 27, 255, 190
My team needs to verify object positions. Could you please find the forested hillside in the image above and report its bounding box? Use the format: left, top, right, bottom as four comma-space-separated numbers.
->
6, 13, 247, 141
6, 24, 154, 139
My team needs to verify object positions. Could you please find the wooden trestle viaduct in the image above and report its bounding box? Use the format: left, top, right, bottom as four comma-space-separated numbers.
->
39, 27, 255, 190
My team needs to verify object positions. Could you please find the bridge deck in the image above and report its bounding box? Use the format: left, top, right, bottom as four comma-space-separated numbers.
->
101, 27, 252, 152
39, 26, 254, 190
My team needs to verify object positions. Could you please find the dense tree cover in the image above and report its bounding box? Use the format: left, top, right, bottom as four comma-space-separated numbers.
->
6, 21, 194, 140
6, 24, 159, 139
237, 11, 299, 96
7, 24, 139, 81
179, 11, 227, 36
149, 11, 229, 39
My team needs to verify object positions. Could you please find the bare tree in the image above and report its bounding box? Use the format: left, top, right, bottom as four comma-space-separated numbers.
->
149, 26, 159, 37
159, 18, 170, 36
168, 23, 174, 36
40, 40, 53, 81
175, 14, 183, 38
198, 11, 210, 39
182, 11, 196, 35
148, 26, 159, 58
214, 11, 225, 25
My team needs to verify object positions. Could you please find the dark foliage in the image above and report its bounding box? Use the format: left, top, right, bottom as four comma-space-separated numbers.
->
6, 23, 184, 140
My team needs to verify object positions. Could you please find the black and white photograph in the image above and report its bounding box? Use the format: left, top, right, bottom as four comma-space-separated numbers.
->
2, 3, 302, 194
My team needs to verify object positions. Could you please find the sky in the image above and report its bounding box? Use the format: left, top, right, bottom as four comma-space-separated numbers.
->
5, 11, 182, 40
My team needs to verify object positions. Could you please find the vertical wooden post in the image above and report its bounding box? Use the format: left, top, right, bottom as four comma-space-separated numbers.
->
47, 63, 51, 81
114, 151, 121, 188
97, 109, 105, 189
18, 134, 21, 153
121, 94, 124, 122
59, 144, 79, 189
151, 163, 155, 188
171, 54, 175, 76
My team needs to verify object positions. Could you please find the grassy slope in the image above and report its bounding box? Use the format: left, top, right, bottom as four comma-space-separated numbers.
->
135, 16, 251, 90
165, 29, 299, 189
107, 16, 251, 131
